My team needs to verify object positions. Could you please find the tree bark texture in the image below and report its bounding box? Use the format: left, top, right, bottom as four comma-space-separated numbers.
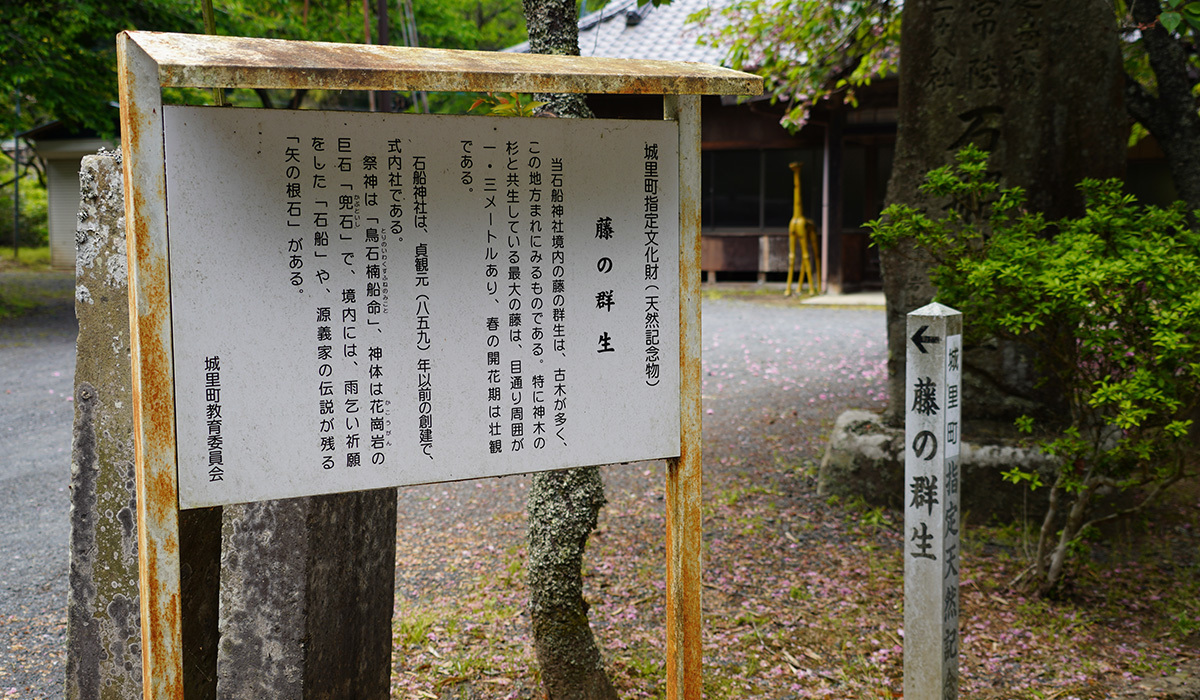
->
880, 0, 1127, 426
528, 468, 618, 700
522, 0, 595, 120
1125, 0, 1200, 215
521, 4, 618, 697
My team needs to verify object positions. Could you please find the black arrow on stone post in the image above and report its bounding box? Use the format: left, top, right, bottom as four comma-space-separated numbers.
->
911, 325, 941, 354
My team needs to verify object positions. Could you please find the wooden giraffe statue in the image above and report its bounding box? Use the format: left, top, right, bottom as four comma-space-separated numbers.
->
785, 161, 820, 296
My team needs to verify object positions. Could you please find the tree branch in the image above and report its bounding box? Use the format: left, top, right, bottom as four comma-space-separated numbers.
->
255, 89, 274, 109
1124, 71, 1162, 132
1078, 470, 1185, 534
0, 157, 42, 191
1131, 0, 1198, 122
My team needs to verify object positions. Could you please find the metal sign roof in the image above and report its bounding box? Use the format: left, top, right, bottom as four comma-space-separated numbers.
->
122, 30, 762, 97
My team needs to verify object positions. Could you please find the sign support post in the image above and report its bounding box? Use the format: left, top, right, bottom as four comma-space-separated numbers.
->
117, 35, 184, 699
117, 31, 759, 700
903, 301, 962, 700
664, 93, 702, 699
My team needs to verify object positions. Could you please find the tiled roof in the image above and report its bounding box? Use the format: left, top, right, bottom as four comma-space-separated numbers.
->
508, 0, 734, 66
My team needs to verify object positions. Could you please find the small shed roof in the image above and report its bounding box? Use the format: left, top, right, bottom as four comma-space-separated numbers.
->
121, 30, 761, 97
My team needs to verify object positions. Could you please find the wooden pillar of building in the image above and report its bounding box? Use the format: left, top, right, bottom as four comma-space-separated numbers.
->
821, 107, 845, 295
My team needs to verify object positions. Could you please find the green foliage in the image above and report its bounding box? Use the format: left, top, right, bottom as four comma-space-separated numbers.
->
468, 92, 547, 117
871, 146, 1200, 592
1, 153, 49, 248
1159, 0, 1200, 32
690, 0, 900, 129
0, 0, 202, 136
0, 0, 529, 134
196, 0, 526, 54
195, 0, 528, 113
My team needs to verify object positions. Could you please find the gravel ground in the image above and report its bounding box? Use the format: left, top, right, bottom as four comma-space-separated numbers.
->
5, 277, 1196, 699
1, 272, 77, 699
1, 274, 886, 698
393, 293, 889, 604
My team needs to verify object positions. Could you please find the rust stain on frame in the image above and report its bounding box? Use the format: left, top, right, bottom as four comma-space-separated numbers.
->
664, 94, 704, 700
118, 32, 185, 700
126, 31, 763, 97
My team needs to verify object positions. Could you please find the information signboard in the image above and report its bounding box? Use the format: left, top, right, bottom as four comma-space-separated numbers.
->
164, 106, 681, 508
117, 30, 761, 700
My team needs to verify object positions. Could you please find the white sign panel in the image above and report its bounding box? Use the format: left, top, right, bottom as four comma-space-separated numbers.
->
163, 106, 681, 508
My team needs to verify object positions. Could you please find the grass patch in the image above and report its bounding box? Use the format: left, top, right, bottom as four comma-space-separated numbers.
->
0, 284, 39, 320
0, 246, 72, 321
395, 608, 439, 648
0, 245, 54, 272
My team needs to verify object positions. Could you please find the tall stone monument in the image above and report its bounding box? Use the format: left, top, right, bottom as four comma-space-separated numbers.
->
880, 0, 1127, 427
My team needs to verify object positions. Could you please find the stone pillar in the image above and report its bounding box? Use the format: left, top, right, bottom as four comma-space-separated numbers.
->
69, 152, 222, 699
217, 490, 397, 699
69, 151, 143, 700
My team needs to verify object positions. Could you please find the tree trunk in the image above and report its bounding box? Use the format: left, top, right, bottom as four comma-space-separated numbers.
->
880, 0, 1127, 427
1125, 0, 1200, 216
522, 0, 595, 119
1041, 483, 1093, 596
521, 2, 618, 698
528, 468, 618, 700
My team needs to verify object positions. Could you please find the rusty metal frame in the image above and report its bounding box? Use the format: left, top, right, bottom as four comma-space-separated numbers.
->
116, 30, 759, 700
664, 93, 703, 700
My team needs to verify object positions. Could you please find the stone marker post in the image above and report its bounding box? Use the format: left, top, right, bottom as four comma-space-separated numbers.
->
904, 302, 962, 700
69, 151, 145, 700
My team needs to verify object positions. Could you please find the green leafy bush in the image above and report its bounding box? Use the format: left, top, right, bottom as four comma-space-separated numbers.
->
870, 146, 1200, 595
